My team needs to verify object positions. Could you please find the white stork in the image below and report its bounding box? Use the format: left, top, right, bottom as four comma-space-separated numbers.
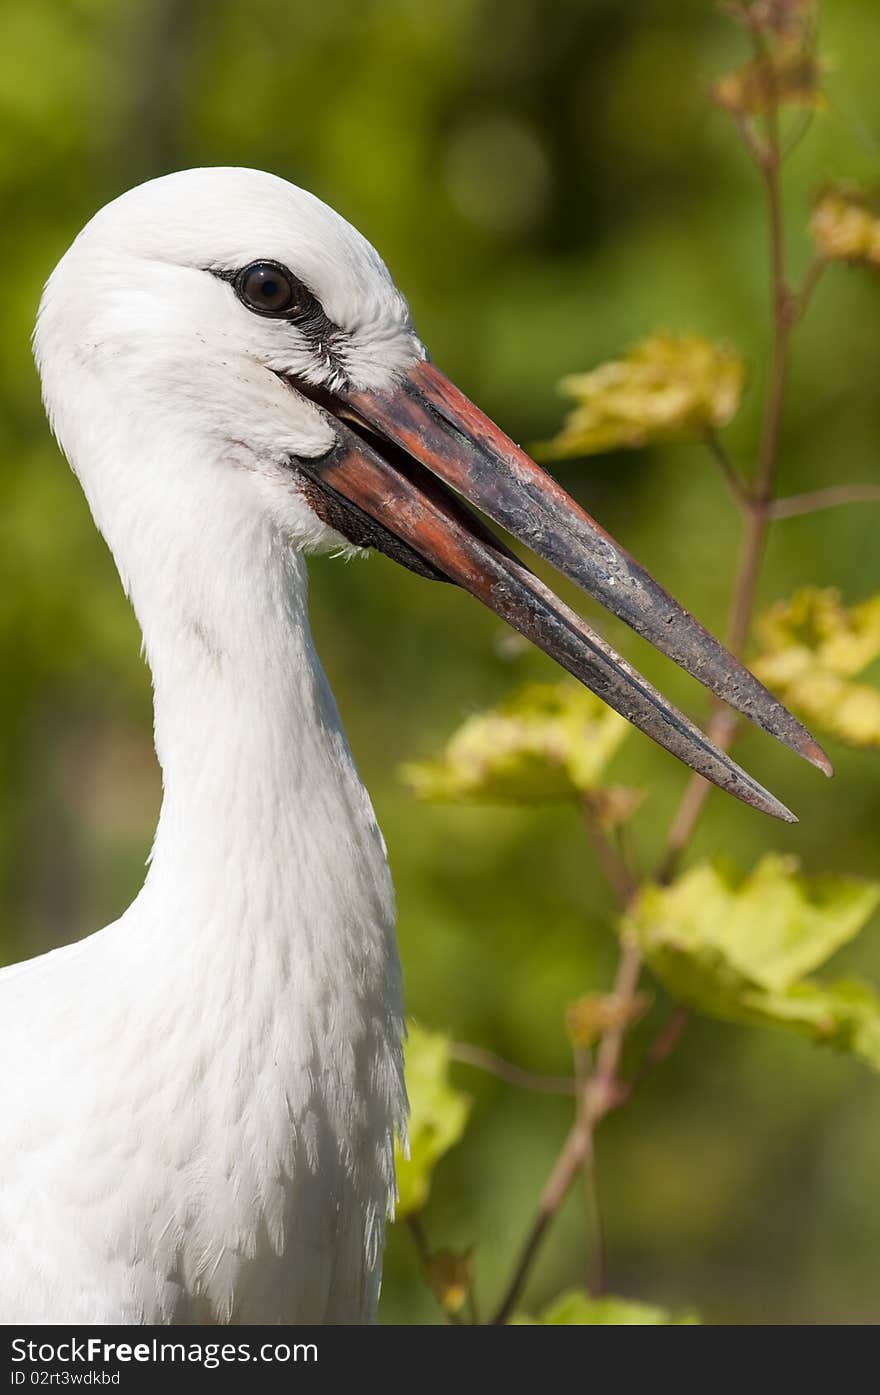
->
2, 168, 828, 1324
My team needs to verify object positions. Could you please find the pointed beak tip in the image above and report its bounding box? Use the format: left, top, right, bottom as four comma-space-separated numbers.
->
749, 786, 798, 824
743, 779, 797, 824
804, 741, 834, 779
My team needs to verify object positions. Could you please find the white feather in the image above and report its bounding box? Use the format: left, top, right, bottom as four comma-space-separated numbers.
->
3, 168, 421, 1323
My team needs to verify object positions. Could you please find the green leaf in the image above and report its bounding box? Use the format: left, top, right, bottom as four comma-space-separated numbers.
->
514, 1290, 699, 1325
627, 855, 880, 1070
394, 1023, 472, 1219
740, 979, 880, 1070
753, 588, 880, 748
400, 681, 631, 804
536, 334, 745, 460
633, 854, 879, 992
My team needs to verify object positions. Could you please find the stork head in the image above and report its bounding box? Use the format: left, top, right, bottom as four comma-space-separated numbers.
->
34, 167, 829, 817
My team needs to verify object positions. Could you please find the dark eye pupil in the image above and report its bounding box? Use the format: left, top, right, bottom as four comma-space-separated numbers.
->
240, 262, 294, 313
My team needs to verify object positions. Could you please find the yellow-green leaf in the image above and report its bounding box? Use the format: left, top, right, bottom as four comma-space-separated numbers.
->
514, 1290, 699, 1325
627, 855, 880, 1069
394, 1023, 471, 1219
401, 681, 630, 804
742, 978, 880, 1070
633, 854, 879, 992
537, 334, 745, 460
753, 588, 880, 748
811, 184, 880, 269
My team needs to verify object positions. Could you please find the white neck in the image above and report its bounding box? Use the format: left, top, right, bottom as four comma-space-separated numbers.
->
52, 387, 401, 980
41, 410, 406, 1320
141, 527, 395, 970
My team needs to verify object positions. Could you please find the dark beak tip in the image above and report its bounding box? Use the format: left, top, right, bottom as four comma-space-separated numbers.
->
742, 781, 798, 824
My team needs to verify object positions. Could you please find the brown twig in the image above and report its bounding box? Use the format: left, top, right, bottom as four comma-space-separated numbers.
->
704, 427, 752, 510
491, 21, 812, 1321
405, 1215, 464, 1325
573, 1048, 607, 1298
733, 109, 771, 168
660, 60, 794, 881
580, 798, 640, 907
406, 1212, 431, 1266
490, 940, 640, 1324
768, 483, 880, 518
583, 1125, 606, 1297
614, 1006, 691, 1109
793, 255, 827, 321
590, 940, 644, 1098
450, 1043, 577, 1096
781, 108, 815, 161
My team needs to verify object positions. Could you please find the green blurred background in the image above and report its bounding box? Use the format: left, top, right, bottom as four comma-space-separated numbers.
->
1, 0, 879, 1323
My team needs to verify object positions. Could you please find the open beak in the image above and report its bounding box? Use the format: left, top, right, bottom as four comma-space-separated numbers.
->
294, 357, 831, 821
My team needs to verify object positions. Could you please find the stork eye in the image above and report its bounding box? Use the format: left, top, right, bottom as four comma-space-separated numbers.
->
235, 261, 299, 316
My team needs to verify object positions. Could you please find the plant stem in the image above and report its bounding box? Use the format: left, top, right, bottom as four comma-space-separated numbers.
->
574, 1051, 607, 1298
583, 1128, 606, 1297
662, 76, 793, 880
581, 798, 640, 906
451, 1042, 577, 1096
406, 1215, 464, 1325
794, 256, 826, 320
491, 33, 806, 1320
781, 109, 814, 161
768, 483, 880, 518
616, 1006, 691, 1108
704, 427, 751, 510
490, 940, 640, 1325
756, 107, 792, 500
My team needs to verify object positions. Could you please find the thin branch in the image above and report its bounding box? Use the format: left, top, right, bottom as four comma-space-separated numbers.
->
591, 940, 644, 1101
704, 427, 752, 510
573, 1049, 606, 1298
580, 798, 640, 907
614, 1006, 691, 1109
451, 1042, 577, 1096
487, 785, 645, 1320
793, 255, 827, 321
732, 109, 772, 168
768, 483, 880, 519
661, 65, 794, 878
491, 17, 822, 1323
490, 941, 641, 1325
406, 1212, 431, 1265
583, 1127, 606, 1297
781, 108, 814, 160
755, 105, 792, 499
405, 1216, 465, 1325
